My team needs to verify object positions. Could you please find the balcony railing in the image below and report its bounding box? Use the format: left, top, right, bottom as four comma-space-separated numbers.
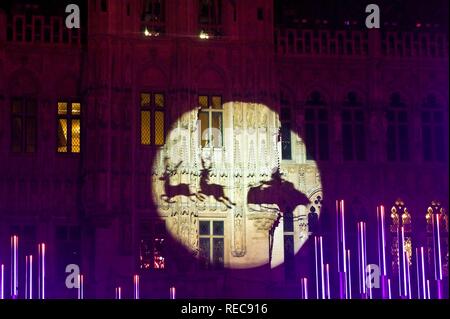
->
275, 28, 449, 58
275, 29, 369, 57
6, 15, 81, 47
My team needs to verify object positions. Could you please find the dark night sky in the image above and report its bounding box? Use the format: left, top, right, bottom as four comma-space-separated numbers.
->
0, 0, 448, 32
275, 0, 449, 31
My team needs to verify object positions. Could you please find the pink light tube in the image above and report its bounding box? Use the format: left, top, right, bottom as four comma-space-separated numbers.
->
11, 235, 18, 299
314, 236, 325, 299
78, 274, 84, 299
133, 275, 140, 300
170, 286, 176, 300
0, 264, 4, 299
325, 264, 331, 299
346, 249, 352, 299
25, 255, 33, 299
357, 222, 367, 298
300, 278, 308, 299
38, 243, 45, 300
115, 287, 122, 299
336, 200, 348, 299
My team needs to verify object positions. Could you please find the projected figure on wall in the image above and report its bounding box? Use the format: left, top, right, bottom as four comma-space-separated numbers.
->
159, 157, 202, 203
247, 168, 310, 214
199, 158, 236, 209
152, 103, 322, 269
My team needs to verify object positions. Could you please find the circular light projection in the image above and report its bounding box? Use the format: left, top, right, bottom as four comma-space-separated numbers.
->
152, 102, 322, 269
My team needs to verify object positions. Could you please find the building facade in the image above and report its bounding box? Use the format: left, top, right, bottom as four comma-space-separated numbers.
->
0, 0, 448, 298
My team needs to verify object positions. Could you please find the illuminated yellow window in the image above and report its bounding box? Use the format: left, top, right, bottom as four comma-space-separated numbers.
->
57, 119, 68, 153
57, 101, 81, 154
140, 92, 165, 146
198, 94, 223, 148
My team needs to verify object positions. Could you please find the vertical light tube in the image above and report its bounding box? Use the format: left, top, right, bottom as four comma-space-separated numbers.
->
405, 251, 412, 299
133, 275, 140, 300
346, 250, 352, 299
426, 280, 431, 299
314, 236, 325, 299
400, 227, 407, 298
336, 200, 348, 299
357, 222, 367, 299
377, 205, 389, 299
432, 214, 443, 299
300, 278, 308, 300
38, 243, 45, 300
414, 247, 427, 299
170, 286, 176, 300
0, 264, 4, 299
115, 287, 122, 299
25, 255, 33, 299
387, 279, 392, 300
11, 235, 18, 299
25, 256, 28, 300
78, 274, 84, 299
325, 264, 331, 299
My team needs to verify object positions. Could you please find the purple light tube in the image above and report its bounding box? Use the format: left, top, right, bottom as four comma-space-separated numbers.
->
346, 249, 352, 299
426, 280, 431, 299
336, 200, 348, 299
377, 206, 389, 299
25, 255, 33, 299
170, 286, 176, 300
11, 235, 18, 299
38, 243, 46, 300
133, 275, 140, 300
400, 227, 408, 299
314, 236, 325, 299
357, 222, 367, 299
78, 275, 84, 299
415, 247, 427, 299
300, 278, 308, 299
387, 279, 392, 299
432, 214, 443, 299
405, 251, 412, 299
325, 264, 331, 299
0, 264, 4, 299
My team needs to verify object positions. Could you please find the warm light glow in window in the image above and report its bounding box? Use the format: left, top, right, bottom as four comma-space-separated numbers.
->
72, 103, 81, 115
57, 119, 68, 153
58, 102, 68, 115
72, 119, 81, 153
140, 92, 165, 146
57, 101, 81, 153
141, 111, 151, 145
199, 30, 210, 40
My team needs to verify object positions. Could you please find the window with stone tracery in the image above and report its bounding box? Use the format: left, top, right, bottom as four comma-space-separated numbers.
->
199, 220, 224, 269
342, 92, 366, 161
386, 93, 409, 162
421, 94, 446, 162
304, 91, 330, 161
198, 0, 223, 37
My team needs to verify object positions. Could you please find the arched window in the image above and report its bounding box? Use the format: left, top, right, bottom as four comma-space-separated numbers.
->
342, 92, 366, 161
422, 94, 446, 162
11, 97, 37, 153
386, 93, 409, 161
304, 91, 329, 161
198, 0, 223, 36
142, 0, 165, 35
280, 90, 292, 160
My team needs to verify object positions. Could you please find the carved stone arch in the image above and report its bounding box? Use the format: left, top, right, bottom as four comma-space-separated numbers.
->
139, 63, 170, 89
195, 63, 228, 94
301, 85, 331, 107
421, 91, 446, 109
55, 73, 79, 98
8, 68, 41, 97
341, 87, 367, 107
